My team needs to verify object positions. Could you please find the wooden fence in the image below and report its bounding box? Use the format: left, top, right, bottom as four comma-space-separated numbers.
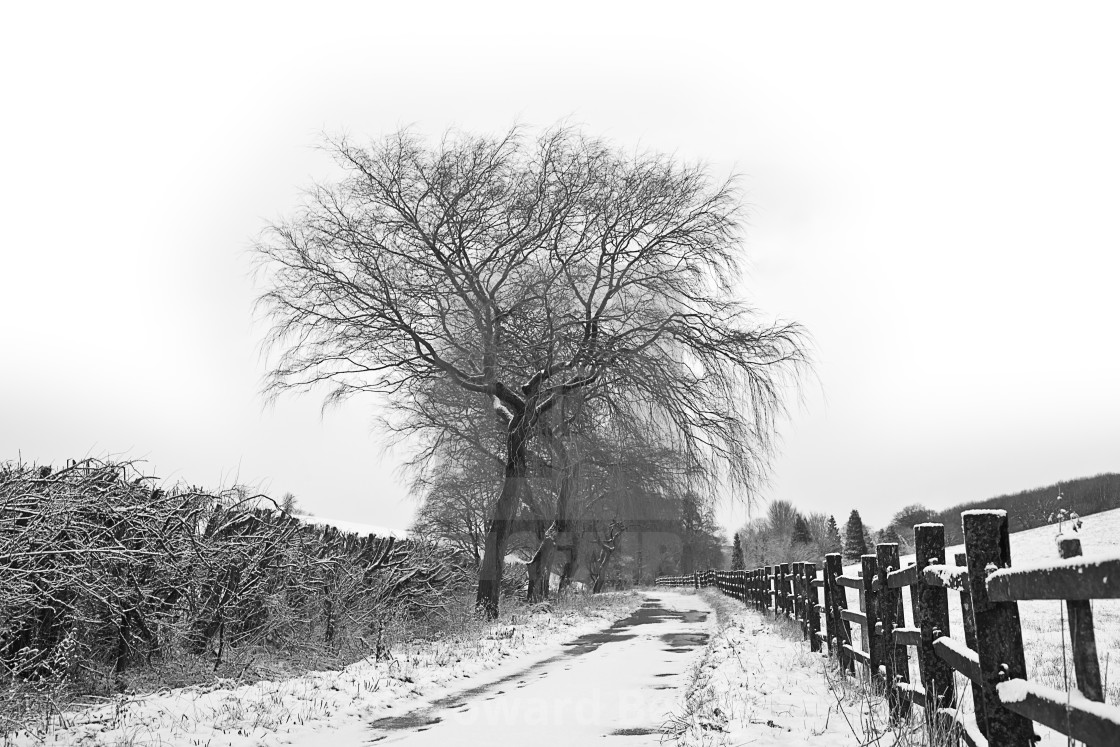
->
656, 509, 1120, 747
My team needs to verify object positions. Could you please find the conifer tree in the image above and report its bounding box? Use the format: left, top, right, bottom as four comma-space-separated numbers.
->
843, 510, 868, 561
791, 514, 813, 545
877, 525, 902, 546
731, 533, 745, 570
825, 515, 843, 554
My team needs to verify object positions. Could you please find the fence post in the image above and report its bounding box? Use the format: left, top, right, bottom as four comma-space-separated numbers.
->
822, 557, 836, 655
792, 561, 804, 635
961, 510, 1035, 747
876, 543, 910, 722
778, 563, 789, 616
861, 554, 882, 685
1057, 536, 1104, 702
771, 565, 779, 615
800, 561, 810, 637
806, 561, 821, 653
955, 550, 989, 735
914, 523, 954, 727
825, 553, 851, 670
767, 566, 774, 614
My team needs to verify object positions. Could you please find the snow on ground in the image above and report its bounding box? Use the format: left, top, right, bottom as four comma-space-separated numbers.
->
7, 595, 638, 747
671, 589, 894, 746
364, 589, 714, 746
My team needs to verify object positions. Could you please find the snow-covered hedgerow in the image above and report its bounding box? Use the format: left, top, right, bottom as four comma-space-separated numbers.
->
0, 459, 470, 736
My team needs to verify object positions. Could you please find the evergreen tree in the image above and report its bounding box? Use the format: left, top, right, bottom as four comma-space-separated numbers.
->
791, 514, 813, 545
825, 515, 843, 554
843, 510, 868, 561
877, 525, 903, 545
731, 533, 745, 570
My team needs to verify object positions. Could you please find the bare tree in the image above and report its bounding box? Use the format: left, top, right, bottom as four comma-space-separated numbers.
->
255, 126, 806, 617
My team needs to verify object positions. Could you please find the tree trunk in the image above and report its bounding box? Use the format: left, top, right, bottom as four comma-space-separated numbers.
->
526, 450, 578, 602
475, 417, 530, 619
590, 547, 614, 593
588, 531, 624, 594
526, 532, 555, 602
557, 533, 581, 592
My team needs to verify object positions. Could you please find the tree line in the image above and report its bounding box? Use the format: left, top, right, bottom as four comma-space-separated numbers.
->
254, 125, 808, 616
732, 472, 1120, 570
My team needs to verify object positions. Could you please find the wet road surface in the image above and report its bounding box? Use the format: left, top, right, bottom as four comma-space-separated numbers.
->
365, 590, 712, 745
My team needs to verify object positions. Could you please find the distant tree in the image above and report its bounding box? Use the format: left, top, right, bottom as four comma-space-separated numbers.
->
766, 500, 800, 537
280, 492, 306, 515
805, 512, 830, 542
791, 514, 813, 545
679, 494, 724, 574
890, 503, 937, 533
730, 533, 745, 570
843, 510, 868, 561
824, 515, 843, 554
876, 525, 903, 546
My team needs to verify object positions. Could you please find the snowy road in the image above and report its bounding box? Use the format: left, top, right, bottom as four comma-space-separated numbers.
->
366, 590, 712, 745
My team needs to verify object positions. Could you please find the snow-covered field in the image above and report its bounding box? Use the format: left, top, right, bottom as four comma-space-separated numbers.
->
5, 595, 638, 747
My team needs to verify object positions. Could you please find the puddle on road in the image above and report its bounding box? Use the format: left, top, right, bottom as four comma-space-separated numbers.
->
368, 714, 442, 730
660, 632, 709, 647
610, 727, 662, 736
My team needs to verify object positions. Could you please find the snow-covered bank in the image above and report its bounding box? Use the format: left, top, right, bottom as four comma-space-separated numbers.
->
6, 594, 638, 747
670, 589, 894, 746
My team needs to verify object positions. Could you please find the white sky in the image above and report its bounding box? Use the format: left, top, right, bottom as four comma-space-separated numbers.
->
3, 2, 1118, 536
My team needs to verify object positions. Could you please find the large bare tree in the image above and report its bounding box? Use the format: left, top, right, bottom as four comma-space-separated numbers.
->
255, 126, 806, 617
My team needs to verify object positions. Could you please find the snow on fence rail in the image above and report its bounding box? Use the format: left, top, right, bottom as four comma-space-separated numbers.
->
657, 509, 1120, 747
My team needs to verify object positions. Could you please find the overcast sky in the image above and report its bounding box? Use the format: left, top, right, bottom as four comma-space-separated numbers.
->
3, 2, 1118, 536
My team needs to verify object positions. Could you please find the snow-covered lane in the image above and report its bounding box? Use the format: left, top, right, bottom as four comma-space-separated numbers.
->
367, 590, 712, 745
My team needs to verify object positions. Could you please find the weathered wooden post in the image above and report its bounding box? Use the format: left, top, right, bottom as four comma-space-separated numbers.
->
955, 550, 989, 734
826, 553, 854, 673
778, 563, 790, 616
861, 554, 882, 685
792, 561, 804, 635
806, 561, 821, 653
1057, 536, 1104, 702
767, 565, 774, 614
962, 510, 1035, 746
771, 565, 779, 615
799, 561, 810, 637
876, 543, 910, 722
915, 524, 954, 727
822, 557, 836, 655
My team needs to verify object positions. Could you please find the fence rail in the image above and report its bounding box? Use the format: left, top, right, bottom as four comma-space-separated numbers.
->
656, 509, 1120, 747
